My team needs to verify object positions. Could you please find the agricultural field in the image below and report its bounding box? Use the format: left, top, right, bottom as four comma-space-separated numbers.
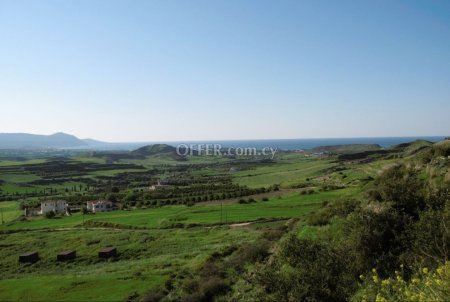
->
232, 156, 334, 188
0, 201, 21, 223
0, 189, 356, 231
0, 227, 256, 301
1, 140, 448, 301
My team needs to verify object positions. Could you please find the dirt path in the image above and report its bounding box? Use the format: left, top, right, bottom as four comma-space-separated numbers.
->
229, 222, 252, 228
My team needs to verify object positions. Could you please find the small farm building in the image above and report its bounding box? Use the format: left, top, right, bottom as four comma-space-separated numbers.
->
57, 250, 76, 261
98, 247, 117, 258
19, 251, 39, 263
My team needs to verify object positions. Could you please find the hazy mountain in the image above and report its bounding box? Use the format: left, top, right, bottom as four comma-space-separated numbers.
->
0, 132, 153, 150
0, 132, 95, 149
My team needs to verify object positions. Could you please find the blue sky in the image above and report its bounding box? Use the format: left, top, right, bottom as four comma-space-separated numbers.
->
0, 0, 449, 142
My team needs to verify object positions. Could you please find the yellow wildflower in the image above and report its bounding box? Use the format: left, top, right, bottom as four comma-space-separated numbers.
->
376, 294, 387, 302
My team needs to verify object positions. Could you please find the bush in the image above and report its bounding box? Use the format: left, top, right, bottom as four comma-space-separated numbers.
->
261, 229, 285, 241
142, 287, 166, 302
307, 199, 360, 226
409, 206, 450, 266
45, 210, 55, 219
200, 262, 224, 278
352, 262, 450, 302
180, 275, 229, 302
346, 207, 411, 275
229, 239, 272, 271
372, 164, 425, 218
257, 236, 356, 302
201, 276, 229, 300
182, 279, 200, 294
300, 188, 315, 195
107, 193, 118, 202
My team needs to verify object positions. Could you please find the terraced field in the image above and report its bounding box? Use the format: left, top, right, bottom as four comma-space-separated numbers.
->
0, 144, 400, 301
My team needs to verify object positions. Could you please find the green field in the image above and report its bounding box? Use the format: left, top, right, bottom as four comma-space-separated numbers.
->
0, 144, 404, 301
0, 227, 257, 301
1, 189, 356, 231
0, 201, 22, 223
233, 156, 335, 188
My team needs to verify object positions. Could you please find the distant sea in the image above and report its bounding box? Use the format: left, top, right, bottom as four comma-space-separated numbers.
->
161, 136, 447, 151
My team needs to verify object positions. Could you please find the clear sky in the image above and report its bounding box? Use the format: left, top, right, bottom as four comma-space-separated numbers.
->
1, 0, 449, 142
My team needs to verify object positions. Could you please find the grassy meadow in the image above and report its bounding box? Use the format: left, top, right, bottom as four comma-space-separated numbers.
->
0, 201, 22, 223
0, 189, 356, 231
0, 144, 417, 301
0, 227, 257, 301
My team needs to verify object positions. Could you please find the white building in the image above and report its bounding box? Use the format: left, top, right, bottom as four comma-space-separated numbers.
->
40, 200, 68, 215
86, 200, 113, 213
149, 180, 172, 190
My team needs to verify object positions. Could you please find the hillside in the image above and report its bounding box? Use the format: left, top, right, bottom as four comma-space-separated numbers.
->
393, 139, 434, 156
311, 144, 381, 154
131, 144, 177, 156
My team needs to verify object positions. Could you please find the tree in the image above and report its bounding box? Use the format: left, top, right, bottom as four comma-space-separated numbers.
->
45, 210, 55, 219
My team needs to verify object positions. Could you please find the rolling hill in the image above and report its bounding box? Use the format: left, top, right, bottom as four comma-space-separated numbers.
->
0, 132, 91, 149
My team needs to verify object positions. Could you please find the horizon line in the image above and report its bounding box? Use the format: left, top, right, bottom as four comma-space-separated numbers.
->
2, 132, 448, 144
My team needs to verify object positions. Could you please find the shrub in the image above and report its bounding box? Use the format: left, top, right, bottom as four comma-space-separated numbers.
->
307, 199, 360, 226
372, 164, 425, 218
182, 279, 200, 294
200, 262, 224, 278
229, 239, 272, 271
257, 236, 356, 302
409, 206, 450, 266
142, 287, 166, 302
261, 229, 284, 241
45, 210, 55, 219
352, 262, 450, 302
201, 276, 229, 300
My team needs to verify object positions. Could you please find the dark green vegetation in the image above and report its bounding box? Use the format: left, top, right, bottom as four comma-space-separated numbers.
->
311, 143, 382, 154
0, 140, 448, 301
255, 140, 450, 302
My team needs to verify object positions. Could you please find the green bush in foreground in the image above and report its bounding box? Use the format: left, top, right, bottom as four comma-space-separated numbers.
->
352, 262, 450, 302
